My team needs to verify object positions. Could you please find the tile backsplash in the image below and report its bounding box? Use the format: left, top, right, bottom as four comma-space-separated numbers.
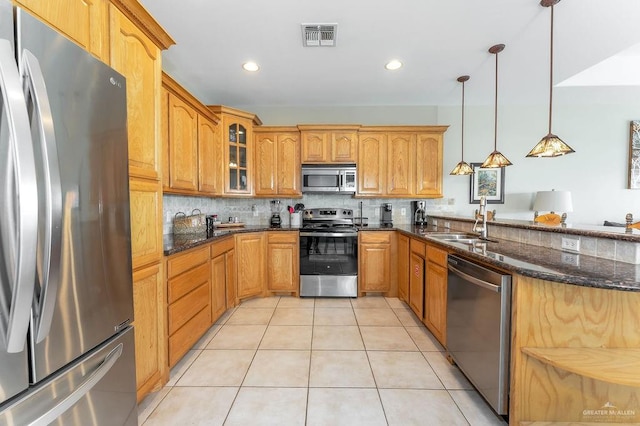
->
163, 194, 455, 235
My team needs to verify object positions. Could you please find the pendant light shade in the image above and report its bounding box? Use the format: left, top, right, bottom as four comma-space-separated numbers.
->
481, 44, 512, 168
526, 0, 575, 158
450, 75, 474, 176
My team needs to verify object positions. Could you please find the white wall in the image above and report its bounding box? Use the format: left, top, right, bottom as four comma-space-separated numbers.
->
239, 100, 640, 226
438, 102, 640, 225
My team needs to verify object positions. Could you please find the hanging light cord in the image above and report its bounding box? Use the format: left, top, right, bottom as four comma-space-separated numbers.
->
548, 4, 555, 135
461, 79, 466, 160
493, 49, 499, 151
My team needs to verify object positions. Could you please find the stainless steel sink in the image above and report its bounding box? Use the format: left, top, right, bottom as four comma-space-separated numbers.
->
426, 232, 486, 244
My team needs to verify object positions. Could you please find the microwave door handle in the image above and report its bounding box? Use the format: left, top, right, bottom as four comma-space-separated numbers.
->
0, 40, 39, 353
339, 172, 344, 191
22, 50, 62, 343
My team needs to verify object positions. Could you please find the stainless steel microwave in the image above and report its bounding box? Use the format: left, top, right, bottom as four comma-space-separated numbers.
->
301, 165, 357, 193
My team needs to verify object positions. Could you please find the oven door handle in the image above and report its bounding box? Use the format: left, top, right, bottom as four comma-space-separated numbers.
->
448, 264, 501, 293
300, 232, 357, 238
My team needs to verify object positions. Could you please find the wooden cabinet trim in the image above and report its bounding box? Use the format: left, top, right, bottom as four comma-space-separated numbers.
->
109, 0, 175, 50
162, 73, 219, 123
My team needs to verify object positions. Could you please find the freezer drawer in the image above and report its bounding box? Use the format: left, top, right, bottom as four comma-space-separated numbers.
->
0, 327, 137, 426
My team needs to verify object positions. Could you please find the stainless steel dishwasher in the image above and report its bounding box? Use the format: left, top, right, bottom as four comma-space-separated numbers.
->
446, 254, 512, 415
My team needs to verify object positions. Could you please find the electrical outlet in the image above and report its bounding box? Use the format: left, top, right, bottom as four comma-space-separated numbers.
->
374, 208, 379, 217
400, 208, 406, 216
561, 252, 580, 266
432, 219, 438, 226
444, 221, 451, 229
561, 237, 580, 252
253, 210, 259, 217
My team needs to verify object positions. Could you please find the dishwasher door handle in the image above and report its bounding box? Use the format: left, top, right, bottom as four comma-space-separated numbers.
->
448, 264, 501, 293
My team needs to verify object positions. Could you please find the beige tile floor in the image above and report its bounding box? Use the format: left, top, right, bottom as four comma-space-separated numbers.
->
138, 296, 507, 426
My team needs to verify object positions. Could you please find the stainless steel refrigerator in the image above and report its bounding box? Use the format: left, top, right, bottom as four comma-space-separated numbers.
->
0, 2, 138, 424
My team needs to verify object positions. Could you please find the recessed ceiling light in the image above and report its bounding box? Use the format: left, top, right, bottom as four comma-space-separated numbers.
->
242, 62, 259, 72
385, 60, 402, 70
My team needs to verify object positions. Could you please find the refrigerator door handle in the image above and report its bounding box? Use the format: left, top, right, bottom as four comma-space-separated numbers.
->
28, 343, 124, 426
21, 49, 62, 343
0, 39, 38, 353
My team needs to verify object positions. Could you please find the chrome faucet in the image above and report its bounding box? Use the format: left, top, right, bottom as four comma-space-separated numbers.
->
473, 196, 488, 239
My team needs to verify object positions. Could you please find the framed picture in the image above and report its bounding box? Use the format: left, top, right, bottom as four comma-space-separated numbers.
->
629, 121, 640, 189
469, 163, 505, 204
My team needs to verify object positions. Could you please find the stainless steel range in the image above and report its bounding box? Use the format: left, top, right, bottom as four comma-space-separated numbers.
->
299, 208, 358, 297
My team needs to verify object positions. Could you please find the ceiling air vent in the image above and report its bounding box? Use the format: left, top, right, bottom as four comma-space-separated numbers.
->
301, 24, 337, 47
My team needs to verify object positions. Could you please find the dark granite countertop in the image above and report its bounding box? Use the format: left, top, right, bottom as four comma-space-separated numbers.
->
164, 223, 640, 292
164, 225, 301, 256
428, 214, 640, 242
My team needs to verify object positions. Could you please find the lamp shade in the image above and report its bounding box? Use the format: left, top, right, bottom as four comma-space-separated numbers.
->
533, 190, 573, 213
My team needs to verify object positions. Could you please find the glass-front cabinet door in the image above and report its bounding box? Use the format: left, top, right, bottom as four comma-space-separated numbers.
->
209, 105, 257, 196
228, 123, 248, 191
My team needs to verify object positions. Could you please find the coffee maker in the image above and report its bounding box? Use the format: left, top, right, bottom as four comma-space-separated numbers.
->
413, 201, 427, 226
381, 203, 393, 227
270, 200, 282, 227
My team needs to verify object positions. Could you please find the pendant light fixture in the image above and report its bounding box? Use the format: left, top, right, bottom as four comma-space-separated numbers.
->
450, 75, 474, 175
526, 0, 575, 157
481, 44, 512, 168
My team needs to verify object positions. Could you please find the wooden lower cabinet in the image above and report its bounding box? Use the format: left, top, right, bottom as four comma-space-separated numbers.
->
359, 231, 392, 295
211, 236, 235, 318
424, 244, 447, 346
166, 246, 211, 368
397, 234, 409, 303
132, 262, 166, 402
235, 233, 266, 300
408, 239, 426, 319
266, 232, 299, 295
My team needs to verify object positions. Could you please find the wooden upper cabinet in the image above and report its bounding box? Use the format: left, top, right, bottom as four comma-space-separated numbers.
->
387, 133, 415, 196
198, 115, 222, 194
255, 133, 277, 195
160, 87, 170, 189
162, 73, 221, 195
17, 0, 110, 62
299, 125, 360, 163
301, 131, 328, 163
415, 132, 444, 197
357, 133, 386, 195
330, 132, 358, 162
357, 126, 447, 198
209, 106, 261, 196
110, 6, 161, 181
255, 127, 301, 197
168, 93, 198, 191
277, 132, 301, 196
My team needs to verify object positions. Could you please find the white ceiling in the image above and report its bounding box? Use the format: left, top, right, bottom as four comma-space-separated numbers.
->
140, 0, 640, 107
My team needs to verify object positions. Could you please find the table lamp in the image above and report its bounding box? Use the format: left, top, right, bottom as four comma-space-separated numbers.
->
533, 190, 572, 225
